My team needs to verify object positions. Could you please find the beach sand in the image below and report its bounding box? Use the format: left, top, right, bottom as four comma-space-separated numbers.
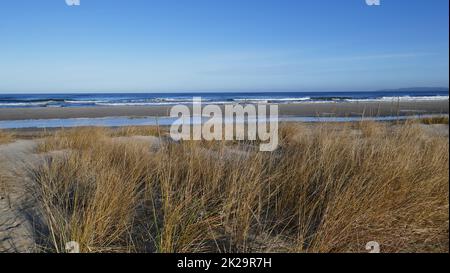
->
0, 101, 448, 121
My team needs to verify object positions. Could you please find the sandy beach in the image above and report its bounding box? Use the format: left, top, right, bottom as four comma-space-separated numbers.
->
0, 100, 448, 121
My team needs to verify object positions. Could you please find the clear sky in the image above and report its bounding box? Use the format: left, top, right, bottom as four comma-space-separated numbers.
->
0, 0, 448, 93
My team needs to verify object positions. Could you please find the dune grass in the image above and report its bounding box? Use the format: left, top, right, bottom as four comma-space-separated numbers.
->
29, 122, 449, 253
109, 126, 163, 138
36, 126, 163, 153
420, 116, 449, 125
0, 130, 14, 145
0, 130, 13, 198
0, 168, 7, 198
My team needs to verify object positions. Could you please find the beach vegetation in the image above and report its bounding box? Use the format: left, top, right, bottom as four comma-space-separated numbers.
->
28, 122, 450, 253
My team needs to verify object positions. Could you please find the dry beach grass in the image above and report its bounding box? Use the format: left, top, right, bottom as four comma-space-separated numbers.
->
0, 130, 13, 145
0, 131, 14, 196
13, 121, 445, 253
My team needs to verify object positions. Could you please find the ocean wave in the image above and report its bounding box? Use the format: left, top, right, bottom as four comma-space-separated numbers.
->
0, 102, 51, 106
233, 97, 311, 103
94, 102, 181, 106
65, 100, 105, 104
345, 95, 449, 102
0, 94, 448, 108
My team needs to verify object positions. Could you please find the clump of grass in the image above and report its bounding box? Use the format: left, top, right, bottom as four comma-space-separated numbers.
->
110, 126, 163, 138
37, 126, 167, 153
37, 127, 110, 153
356, 121, 388, 138
29, 122, 449, 253
150, 142, 268, 252
420, 116, 449, 125
0, 169, 9, 199
31, 140, 152, 252
0, 130, 14, 144
295, 123, 448, 252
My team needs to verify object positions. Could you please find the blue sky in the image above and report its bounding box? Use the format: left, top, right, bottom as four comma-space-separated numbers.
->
0, 0, 448, 93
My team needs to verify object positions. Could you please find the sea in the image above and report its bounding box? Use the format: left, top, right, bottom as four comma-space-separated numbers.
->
0, 91, 448, 108
0, 91, 448, 129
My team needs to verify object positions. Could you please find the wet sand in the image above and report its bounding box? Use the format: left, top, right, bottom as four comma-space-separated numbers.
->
0, 101, 448, 121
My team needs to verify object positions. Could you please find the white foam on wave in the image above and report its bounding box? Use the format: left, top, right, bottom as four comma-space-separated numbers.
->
233, 97, 311, 103
0, 102, 49, 106
346, 95, 449, 102
65, 100, 105, 104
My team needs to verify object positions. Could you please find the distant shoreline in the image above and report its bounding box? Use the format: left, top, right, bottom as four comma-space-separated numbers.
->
0, 100, 448, 121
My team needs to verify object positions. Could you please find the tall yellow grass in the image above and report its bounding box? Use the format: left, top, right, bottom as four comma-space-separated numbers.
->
30, 122, 449, 253
0, 130, 13, 144
0, 169, 8, 198
0, 131, 13, 199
